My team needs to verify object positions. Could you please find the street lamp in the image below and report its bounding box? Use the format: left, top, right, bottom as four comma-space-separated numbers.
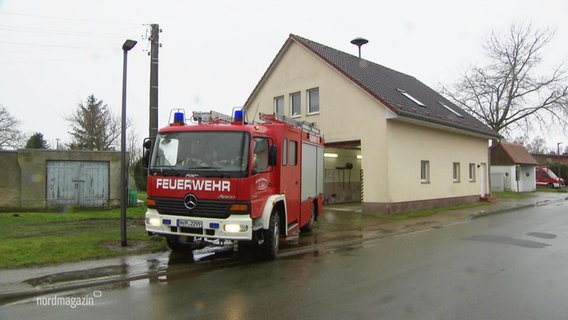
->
557, 142, 563, 184
121, 39, 137, 247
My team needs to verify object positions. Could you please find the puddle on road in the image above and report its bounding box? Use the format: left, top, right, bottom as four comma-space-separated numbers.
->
526, 232, 557, 239
466, 235, 551, 249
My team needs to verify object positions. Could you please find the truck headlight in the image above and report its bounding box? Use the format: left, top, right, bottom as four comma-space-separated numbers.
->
224, 224, 248, 233
146, 218, 161, 227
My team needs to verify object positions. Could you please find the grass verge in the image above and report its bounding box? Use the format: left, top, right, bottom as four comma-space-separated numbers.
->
0, 205, 167, 269
380, 201, 488, 221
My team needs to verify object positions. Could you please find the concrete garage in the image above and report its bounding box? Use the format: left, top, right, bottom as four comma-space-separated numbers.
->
0, 150, 123, 209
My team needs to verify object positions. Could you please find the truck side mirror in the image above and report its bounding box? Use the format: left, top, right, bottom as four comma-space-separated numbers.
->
142, 138, 154, 169
268, 145, 277, 166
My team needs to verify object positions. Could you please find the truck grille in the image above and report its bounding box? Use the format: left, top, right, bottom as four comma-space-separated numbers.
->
154, 197, 233, 219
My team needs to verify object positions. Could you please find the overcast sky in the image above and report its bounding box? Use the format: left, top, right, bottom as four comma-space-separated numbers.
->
1, 0, 567, 151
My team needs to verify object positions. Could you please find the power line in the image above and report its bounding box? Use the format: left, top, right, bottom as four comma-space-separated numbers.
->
0, 10, 141, 26
0, 24, 129, 38
0, 40, 115, 49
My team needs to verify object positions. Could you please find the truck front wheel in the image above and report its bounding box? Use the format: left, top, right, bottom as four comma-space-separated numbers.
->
262, 211, 280, 259
165, 235, 194, 251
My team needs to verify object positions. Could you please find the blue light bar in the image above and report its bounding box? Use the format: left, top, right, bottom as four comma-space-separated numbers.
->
173, 112, 184, 124
233, 109, 243, 123
163, 219, 171, 225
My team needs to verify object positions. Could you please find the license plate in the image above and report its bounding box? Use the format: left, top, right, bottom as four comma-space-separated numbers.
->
177, 219, 203, 228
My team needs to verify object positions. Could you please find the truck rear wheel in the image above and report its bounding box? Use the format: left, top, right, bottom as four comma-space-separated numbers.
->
262, 211, 280, 259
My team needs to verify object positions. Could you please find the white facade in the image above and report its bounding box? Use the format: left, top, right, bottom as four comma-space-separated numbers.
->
490, 165, 536, 192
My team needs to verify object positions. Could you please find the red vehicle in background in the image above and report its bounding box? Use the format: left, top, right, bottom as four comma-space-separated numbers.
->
142, 108, 324, 259
536, 167, 565, 189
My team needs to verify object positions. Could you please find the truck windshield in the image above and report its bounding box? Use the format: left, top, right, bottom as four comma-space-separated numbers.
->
150, 131, 250, 177
547, 170, 559, 179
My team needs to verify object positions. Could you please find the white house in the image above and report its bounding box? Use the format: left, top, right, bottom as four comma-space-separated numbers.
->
244, 34, 501, 213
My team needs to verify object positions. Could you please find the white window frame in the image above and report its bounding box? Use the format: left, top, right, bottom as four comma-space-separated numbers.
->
307, 88, 319, 114
274, 96, 284, 115
469, 163, 476, 182
397, 89, 426, 107
290, 92, 301, 117
438, 101, 463, 118
421, 160, 430, 183
453, 162, 461, 182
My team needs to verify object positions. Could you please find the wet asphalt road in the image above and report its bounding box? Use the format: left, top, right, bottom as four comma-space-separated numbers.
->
2, 199, 568, 319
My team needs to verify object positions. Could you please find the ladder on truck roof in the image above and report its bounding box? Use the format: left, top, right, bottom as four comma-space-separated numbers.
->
192, 110, 233, 124
259, 112, 320, 135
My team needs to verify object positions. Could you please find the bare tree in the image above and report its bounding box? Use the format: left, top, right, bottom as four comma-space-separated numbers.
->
0, 105, 24, 149
127, 126, 141, 167
67, 95, 121, 150
513, 136, 549, 154
442, 23, 568, 139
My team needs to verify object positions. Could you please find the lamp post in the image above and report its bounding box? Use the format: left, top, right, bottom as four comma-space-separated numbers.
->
557, 142, 563, 184
121, 39, 137, 247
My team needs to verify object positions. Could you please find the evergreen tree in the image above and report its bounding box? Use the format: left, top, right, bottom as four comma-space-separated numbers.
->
67, 95, 120, 150
25, 132, 50, 149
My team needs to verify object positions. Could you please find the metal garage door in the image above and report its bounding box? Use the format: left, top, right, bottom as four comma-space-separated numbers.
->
46, 161, 109, 207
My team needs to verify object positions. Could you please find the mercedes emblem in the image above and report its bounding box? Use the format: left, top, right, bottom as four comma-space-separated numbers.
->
183, 194, 198, 210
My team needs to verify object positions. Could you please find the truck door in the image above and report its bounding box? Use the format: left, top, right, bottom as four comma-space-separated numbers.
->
251, 136, 276, 219
281, 130, 301, 233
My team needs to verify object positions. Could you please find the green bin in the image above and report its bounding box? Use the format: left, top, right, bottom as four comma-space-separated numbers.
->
128, 188, 138, 207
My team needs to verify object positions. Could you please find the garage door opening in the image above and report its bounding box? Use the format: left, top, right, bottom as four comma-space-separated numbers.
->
324, 140, 362, 204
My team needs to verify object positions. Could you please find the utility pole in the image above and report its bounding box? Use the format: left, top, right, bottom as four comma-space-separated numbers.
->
149, 24, 160, 138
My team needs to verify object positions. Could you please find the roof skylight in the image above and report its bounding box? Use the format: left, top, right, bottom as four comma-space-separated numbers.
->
438, 101, 463, 118
397, 89, 426, 107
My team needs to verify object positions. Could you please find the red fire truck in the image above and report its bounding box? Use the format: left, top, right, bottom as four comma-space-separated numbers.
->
143, 108, 324, 258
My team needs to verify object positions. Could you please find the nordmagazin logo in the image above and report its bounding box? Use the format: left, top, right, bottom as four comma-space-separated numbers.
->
36, 291, 102, 308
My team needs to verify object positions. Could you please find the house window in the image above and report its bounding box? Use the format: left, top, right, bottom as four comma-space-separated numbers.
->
290, 92, 301, 117
397, 89, 426, 107
420, 160, 430, 183
469, 163, 476, 182
453, 162, 461, 182
274, 96, 284, 115
438, 101, 463, 118
307, 88, 319, 114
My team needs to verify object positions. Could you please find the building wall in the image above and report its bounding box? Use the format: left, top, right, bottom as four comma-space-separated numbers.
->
0, 151, 21, 209
491, 165, 536, 192
0, 150, 123, 209
383, 120, 486, 202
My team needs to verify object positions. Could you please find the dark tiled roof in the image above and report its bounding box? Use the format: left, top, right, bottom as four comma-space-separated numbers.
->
288, 34, 500, 138
492, 141, 538, 165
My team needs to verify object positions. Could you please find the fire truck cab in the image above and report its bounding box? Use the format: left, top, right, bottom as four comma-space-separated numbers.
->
143, 109, 324, 258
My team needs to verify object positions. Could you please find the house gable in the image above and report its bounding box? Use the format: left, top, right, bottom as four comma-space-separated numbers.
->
244, 36, 389, 144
